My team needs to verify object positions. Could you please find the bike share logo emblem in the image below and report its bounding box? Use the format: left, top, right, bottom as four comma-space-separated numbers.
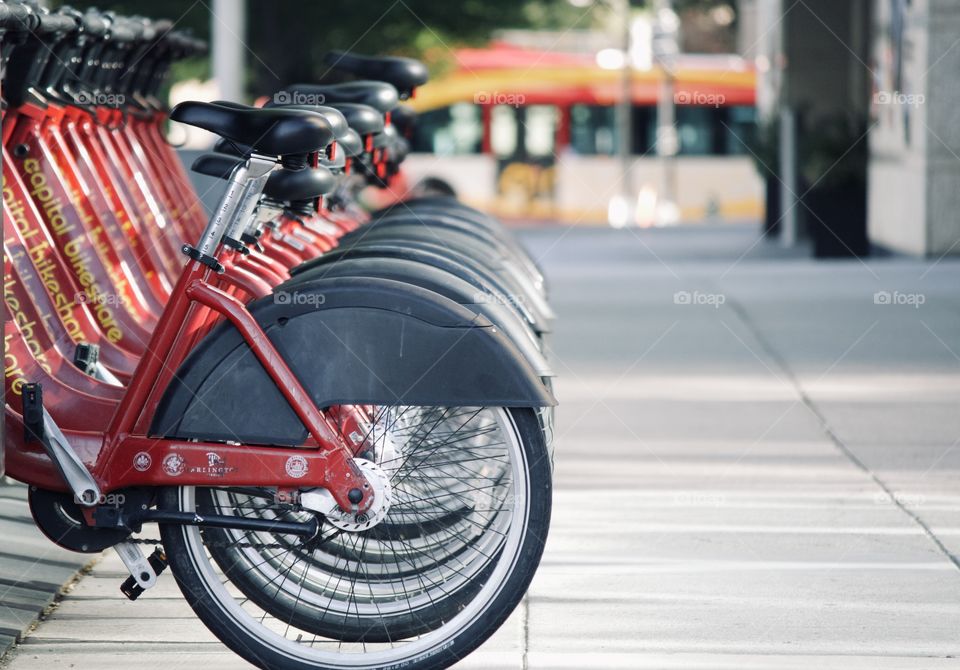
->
132, 452, 152, 472
163, 453, 186, 477
285, 455, 309, 479
190, 452, 237, 478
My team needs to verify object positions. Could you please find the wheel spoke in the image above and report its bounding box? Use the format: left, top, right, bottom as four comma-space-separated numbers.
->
162, 406, 543, 667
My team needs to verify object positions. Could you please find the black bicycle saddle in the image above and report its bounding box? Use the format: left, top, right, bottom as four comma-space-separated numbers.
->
263, 102, 349, 140
192, 153, 336, 200
323, 51, 428, 98
170, 101, 334, 156
284, 81, 398, 113
391, 104, 417, 137
264, 165, 336, 200
324, 102, 384, 136
338, 127, 364, 158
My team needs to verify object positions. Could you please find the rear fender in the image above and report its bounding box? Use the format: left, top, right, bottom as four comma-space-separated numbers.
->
291, 244, 548, 333
150, 277, 556, 445
279, 257, 553, 377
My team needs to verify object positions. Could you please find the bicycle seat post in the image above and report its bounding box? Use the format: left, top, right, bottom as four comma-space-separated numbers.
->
187, 153, 275, 269
222, 165, 273, 250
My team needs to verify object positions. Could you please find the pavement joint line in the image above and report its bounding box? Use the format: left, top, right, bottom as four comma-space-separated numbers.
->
723, 296, 960, 575
521, 593, 530, 670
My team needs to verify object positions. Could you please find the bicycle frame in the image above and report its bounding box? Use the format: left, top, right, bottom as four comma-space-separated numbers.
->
6, 153, 376, 515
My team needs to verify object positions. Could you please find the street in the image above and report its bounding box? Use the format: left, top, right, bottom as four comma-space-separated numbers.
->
3, 224, 960, 669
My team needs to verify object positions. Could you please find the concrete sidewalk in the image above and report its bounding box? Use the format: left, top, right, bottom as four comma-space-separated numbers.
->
0, 483, 89, 658
2, 224, 959, 669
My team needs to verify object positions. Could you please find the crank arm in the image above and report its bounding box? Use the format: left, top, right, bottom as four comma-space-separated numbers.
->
38, 412, 102, 507
115, 541, 157, 591
116, 545, 169, 601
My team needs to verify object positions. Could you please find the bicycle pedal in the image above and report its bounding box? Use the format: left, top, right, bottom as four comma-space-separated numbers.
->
119, 546, 168, 601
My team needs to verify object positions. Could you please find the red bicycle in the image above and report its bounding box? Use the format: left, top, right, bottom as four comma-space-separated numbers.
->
2, 5, 556, 670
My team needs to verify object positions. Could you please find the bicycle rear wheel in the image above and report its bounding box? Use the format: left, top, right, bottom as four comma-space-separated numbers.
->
158, 406, 551, 670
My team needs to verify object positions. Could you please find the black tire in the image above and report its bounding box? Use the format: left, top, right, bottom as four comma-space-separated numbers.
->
158, 407, 551, 670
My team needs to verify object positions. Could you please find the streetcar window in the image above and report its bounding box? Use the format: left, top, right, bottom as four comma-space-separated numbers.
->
490, 105, 519, 158
675, 106, 715, 155
721, 106, 757, 155
568, 104, 659, 155
570, 105, 616, 156
410, 103, 482, 155
525, 105, 559, 158
548, 103, 757, 157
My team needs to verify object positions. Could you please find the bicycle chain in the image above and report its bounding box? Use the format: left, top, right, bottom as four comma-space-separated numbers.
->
126, 535, 290, 550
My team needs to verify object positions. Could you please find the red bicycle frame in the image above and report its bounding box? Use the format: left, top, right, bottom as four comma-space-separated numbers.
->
5, 150, 377, 514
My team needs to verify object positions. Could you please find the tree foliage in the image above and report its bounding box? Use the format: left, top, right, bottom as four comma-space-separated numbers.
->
54, 0, 590, 96
51, 0, 739, 95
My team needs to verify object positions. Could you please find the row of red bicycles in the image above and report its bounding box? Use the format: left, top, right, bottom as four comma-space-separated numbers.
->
1, 3, 556, 669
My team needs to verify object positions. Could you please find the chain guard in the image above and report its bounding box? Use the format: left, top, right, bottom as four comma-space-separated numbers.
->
28, 487, 132, 553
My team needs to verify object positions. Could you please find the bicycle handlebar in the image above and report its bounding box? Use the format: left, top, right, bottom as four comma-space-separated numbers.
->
33, 11, 80, 36
80, 11, 109, 38
0, 2, 39, 32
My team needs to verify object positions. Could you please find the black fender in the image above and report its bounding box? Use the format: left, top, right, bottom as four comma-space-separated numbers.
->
372, 199, 542, 270
384, 206, 547, 286
290, 242, 550, 334
150, 277, 556, 446
339, 223, 504, 264
279, 257, 553, 377
372, 196, 489, 223
336, 231, 555, 322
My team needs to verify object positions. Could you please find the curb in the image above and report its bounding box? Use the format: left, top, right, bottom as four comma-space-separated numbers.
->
0, 482, 90, 660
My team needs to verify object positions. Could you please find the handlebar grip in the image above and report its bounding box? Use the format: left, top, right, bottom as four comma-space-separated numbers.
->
151, 19, 174, 35
189, 37, 209, 56
132, 17, 157, 42
34, 12, 79, 36
81, 11, 109, 37
108, 17, 139, 43
0, 3, 39, 32
165, 32, 208, 57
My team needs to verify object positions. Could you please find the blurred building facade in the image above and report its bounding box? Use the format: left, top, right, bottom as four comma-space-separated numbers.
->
751, 0, 960, 257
